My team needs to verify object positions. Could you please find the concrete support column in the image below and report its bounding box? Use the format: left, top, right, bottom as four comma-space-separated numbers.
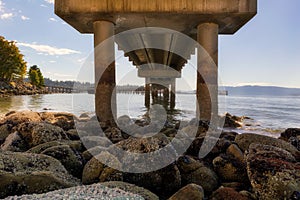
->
163, 87, 169, 103
197, 23, 218, 121
94, 21, 116, 125
170, 79, 176, 109
145, 78, 151, 108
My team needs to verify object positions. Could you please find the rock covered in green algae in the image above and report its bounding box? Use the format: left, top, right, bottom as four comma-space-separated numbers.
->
246, 143, 300, 200
0, 151, 80, 199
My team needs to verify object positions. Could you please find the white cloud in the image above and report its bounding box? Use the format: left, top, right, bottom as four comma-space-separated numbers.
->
0, 13, 13, 19
49, 17, 57, 22
49, 60, 56, 63
21, 15, 29, 20
17, 42, 81, 56
40, 4, 48, 7
45, 0, 54, 4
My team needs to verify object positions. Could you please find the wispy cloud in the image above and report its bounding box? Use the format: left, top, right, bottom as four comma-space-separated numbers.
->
45, 0, 54, 4
0, 13, 13, 19
17, 42, 81, 56
21, 15, 29, 20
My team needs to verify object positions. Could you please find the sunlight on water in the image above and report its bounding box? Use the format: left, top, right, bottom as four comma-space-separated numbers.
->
0, 93, 299, 136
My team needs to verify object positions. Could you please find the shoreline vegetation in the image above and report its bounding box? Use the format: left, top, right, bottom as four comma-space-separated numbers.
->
0, 111, 299, 199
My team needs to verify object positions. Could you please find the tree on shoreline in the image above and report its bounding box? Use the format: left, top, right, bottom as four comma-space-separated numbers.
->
0, 36, 27, 82
28, 65, 45, 88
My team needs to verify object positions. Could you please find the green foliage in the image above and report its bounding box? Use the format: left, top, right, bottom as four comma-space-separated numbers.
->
28, 65, 45, 87
0, 36, 27, 82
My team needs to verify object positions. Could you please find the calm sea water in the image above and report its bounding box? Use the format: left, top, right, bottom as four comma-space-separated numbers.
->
0, 93, 299, 137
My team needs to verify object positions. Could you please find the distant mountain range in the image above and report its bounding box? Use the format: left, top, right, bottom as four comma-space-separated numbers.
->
224, 85, 300, 96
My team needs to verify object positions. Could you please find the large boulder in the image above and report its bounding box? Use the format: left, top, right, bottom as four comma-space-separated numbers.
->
0, 151, 80, 198
235, 133, 300, 160
279, 128, 300, 141
177, 156, 219, 194
279, 128, 300, 151
123, 164, 181, 199
0, 124, 14, 144
2, 183, 143, 200
210, 187, 248, 200
102, 181, 159, 200
41, 145, 84, 179
39, 112, 77, 131
17, 122, 69, 148
1, 132, 27, 152
82, 151, 122, 184
26, 140, 85, 154
212, 155, 248, 183
169, 184, 204, 200
246, 143, 300, 200
112, 135, 181, 198
213, 144, 247, 183
2, 111, 42, 125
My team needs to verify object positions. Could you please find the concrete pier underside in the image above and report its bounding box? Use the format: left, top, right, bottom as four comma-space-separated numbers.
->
55, 0, 257, 122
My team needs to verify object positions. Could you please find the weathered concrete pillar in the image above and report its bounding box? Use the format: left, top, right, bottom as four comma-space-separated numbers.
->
163, 87, 169, 103
197, 23, 218, 121
145, 78, 151, 108
94, 20, 116, 125
170, 79, 176, 109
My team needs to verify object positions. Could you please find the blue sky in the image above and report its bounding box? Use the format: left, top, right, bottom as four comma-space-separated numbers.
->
0, 0, 299, 90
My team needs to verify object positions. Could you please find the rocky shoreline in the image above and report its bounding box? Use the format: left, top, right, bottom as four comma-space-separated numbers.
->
0, 81, 49, 98
0, 111, 299, 199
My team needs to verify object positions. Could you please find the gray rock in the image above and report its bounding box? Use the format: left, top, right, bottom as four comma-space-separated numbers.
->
102, 181, 159, 200
0, 151, 80, 198
1, 132, 27, 152
41, 145, 84, 178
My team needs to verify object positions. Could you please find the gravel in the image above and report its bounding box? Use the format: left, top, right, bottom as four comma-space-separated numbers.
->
4, 183, 144, 200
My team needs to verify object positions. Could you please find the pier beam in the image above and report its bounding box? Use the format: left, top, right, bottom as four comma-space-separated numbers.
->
197, 23, 218, 121
145, 78, 151, 108
170, 79, 176, 109
94, 20, 116, 125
